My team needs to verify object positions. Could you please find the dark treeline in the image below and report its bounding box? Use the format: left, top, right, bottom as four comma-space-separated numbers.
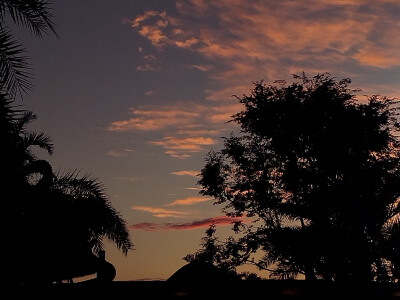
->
1, 0, 133, 286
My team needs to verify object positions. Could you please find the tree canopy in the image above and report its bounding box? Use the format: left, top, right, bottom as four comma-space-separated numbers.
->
195, 73, 400, 284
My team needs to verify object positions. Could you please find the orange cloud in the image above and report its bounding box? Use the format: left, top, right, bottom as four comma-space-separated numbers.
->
132, 205, 188, 218
166, 196, 212, 206
175, 37, 199, 48
149, 136, 217, 158
353, 43, 400, 69
108, 105, 201, 131
132, 0, 400, 104
107, 102, 242, 158
124, 1, 400, 160
131, 11, 169, 48
171, 170, 199, 177
130, 216, 243, 231
108, 102, 240, 132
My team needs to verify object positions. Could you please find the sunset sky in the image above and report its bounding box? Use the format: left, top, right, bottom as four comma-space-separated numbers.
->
16, 0, 400, 280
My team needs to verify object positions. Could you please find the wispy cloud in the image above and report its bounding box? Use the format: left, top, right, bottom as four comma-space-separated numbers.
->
132, 1, 400, 99
107, 102, 237, 158
120, 0, 400, 160
106, 149, 134, 157
166, 196, 212, 206
136, 48, 159, 71
131, 10, 169, 48
189, 64, 214, 72
108, 104, 202, 132
170, 170, 199, 177
185, 187, 201, 191
130, 216, 243, 231
137, 63, 158, 72
113, 176, 141, 182
132, 205, 188, 218
149, 136, 216, 158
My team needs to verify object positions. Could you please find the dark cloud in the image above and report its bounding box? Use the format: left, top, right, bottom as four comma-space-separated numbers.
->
130, 216, 243, 231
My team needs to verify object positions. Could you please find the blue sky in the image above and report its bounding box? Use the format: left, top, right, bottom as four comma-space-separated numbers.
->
14, 0, 400, 280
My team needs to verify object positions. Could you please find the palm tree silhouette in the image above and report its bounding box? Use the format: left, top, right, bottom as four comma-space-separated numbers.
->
1, 1, 132, 285
24, 166, 133, 283
0, 0, 57, 98
2, 98, 132, 285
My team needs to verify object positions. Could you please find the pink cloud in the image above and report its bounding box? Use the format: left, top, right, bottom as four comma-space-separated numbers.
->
170, 170, 199, 177
132, 205, 188, 218
122, 1, 400, 161
108, 105, 202, 132
166, 196, 212, 206
107, 102, 241, 158
175, 37, 199, 48
130, 216, 244, 231
149, 136, 217, 158
132, 1, 400, 104
107, 102, 238, 132
131, 11, 169, 48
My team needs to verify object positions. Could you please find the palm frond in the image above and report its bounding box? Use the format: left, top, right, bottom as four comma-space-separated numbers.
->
2, 0, 57, 37
16, 110, 36, 131
23, 131, 54, 155
54, 171, 134, 255
0, 27, 32, 98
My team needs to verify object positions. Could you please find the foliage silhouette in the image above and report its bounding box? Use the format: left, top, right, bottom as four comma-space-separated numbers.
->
2, 95, 133, 285
194, 73, 400, 284
0, 1, 134, 282
0, 0, 57, 98
183, 224, 261, 280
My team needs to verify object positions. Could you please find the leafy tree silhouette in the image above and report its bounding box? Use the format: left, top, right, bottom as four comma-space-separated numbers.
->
195, 73, 400, 285
183, 224, 260, 280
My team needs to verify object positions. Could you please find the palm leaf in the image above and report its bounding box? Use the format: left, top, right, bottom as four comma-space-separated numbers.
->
0, 27, 32, 98
55, 171, 134, 256
1, 0, 57, 37
23, 131, 54, 155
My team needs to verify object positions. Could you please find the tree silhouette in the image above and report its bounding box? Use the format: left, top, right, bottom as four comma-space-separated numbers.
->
2, 99, 133, 285
196, 73, 400, 284
23, 165, 133, 284
1, 93, 55, 281
0, 0, 57, 98
183, 224, 260, 280
0, 1, 133, 285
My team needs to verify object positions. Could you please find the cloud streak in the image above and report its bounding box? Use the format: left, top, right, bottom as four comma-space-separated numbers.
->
132, 1, 400, 99
132, 205, 188, 218
117, 0, 400, 160
165, 196, 212, 206
108, 102, 237, 158
130, 216, 243, 231
149, 136, 216, 158
171, 170, 199, 177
